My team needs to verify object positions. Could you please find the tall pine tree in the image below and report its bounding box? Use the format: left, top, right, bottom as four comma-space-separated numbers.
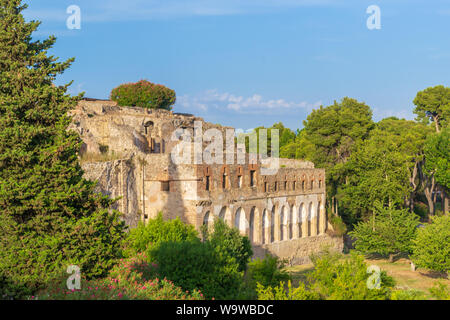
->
0, 1, 125, 297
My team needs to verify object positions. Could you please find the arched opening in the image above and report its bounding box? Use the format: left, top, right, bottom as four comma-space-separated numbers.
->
317, 201, 321, 235
308, 202, 313, 236
203, 211, 213, 231
280, 206, 289, 241
290, 205, 296, 239
234, 207, 247, 235
262, 209, 269, 244
219, 206, 232, 226
144, 121, 154, 135
300, 203, 307, 238
249, 207, 256, 243
270, 206, 275, 243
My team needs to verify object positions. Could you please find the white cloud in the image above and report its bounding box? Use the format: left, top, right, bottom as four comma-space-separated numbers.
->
177, 89, 321, 115
24, 0, 341, 23
372, 107, 415, 122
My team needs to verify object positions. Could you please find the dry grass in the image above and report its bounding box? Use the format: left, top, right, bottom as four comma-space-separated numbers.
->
365, 258, 450, 293
284, 257, 450, 298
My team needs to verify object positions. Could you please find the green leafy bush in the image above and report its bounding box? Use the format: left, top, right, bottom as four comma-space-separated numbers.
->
411, 215, 450, 274
124, 213, 199, 257
0, 1, 127, 299
327, 211, 347, 236
257, 281, 319, 300
110, 80, 176, 110
150, 240, 242, 300
308, 250, 394, 300
247, 254, 289, 286
390, 289, 426, 300
413, 202, 429, 220
349, 205, 420, 258
241, 254, 290, 299
32, 253, 203, 300
204, 219, 253, 272
428, 281, 450, 300
0, 208, 126, 299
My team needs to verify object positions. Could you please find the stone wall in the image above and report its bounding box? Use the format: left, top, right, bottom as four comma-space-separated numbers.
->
76, 99, 343, 265
252, 233, 344, 266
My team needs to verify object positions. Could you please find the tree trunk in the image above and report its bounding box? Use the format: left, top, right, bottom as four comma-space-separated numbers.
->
419, 161, 436, 219
425, 192, 434, 220
408, 162, 419, 212
443, 188, 449, 214
389, 253, 395, 263
433, 115, 440, 133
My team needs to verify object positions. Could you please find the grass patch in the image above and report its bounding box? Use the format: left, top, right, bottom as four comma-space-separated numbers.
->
284, 256, 450, 299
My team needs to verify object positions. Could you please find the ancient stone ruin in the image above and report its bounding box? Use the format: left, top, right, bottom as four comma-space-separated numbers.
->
71, 98, 343, 265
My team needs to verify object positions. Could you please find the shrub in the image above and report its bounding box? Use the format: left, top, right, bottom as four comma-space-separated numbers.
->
124, 213, 199, 257
308, 250, 394, 300
327, 211, 347, 237
241, 254, 290, 299
150, 240, 242, 300
411, 215, 450, 275
349, 205, 420, 259
413, 202, 429, 220
0, 208, 126, 299
246, 254, 290, 288
0, 1, 128, 299
390, 289, 427, 300
110, 80, 176, 110
204, 219, 253, 272
32, 253, 203, 300
428, 281, 450, 300
257, 281, 319, 300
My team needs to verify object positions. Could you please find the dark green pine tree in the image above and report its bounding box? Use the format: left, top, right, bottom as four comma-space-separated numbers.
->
0, 1, 126, 297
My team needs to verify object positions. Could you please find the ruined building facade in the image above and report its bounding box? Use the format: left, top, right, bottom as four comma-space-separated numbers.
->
72, 99, 343, 265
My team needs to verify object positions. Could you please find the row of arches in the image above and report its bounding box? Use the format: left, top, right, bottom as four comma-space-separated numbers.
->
203, 203, 327, 245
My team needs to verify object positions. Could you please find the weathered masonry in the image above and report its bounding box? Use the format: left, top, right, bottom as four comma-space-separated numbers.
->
72, 99, 343, 265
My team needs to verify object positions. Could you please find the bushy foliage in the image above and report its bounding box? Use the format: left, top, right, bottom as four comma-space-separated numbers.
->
308, 250, 394, 300
150, 240, 242, 300
246, 254, 290, 288
257, 281, 319, 300
241, 254, 290, 299
428, 281, 450, 300
204, 219, 253, 272
423, 128, 450, 190
349, 205, 420, 257
256, 250, 394, 300
411, 215, 450, 274
110, 80, 176, 110
124, 213, 198, 257
0, 1, 126, 299
390, 289, 426, 300
327, 211, 347, 236
124, 217, 252, 300
32, 253, 203, 300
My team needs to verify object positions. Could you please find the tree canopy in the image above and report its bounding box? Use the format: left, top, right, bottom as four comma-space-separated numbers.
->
0, 0, 126, 297
413, 85, 450, 133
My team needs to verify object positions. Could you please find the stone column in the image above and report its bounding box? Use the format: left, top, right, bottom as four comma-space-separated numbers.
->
311, 216, 317, 236
302, 218, 308, 237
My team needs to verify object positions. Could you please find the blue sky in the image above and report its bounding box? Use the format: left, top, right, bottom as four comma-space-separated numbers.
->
25, 0, 450, 131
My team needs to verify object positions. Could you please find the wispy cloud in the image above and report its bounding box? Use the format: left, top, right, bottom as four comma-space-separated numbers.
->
24, 0, 341, 23
177, 89, 321, 115
372, 107, 415, 122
